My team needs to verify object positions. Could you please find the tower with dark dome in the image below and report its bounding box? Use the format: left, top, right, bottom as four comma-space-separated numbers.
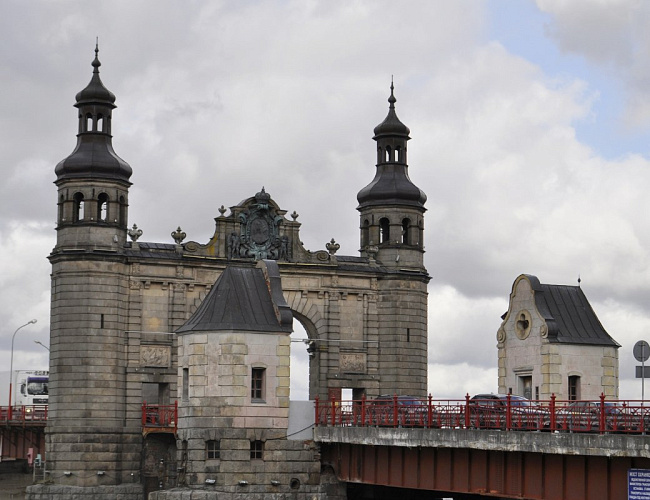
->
54, 43, 132, 250
353, 83, 429, 398
357, 82, 426, 271
46, 46, 142, 492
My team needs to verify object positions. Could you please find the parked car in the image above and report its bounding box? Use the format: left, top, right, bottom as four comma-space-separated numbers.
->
467, 394, 547, 430
368, 395, 429, 427
555, 401, 635, 432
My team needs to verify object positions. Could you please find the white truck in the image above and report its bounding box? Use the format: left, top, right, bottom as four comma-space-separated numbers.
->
13, 370, 49, 406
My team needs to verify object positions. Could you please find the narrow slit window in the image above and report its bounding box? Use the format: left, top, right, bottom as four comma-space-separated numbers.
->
182, 368, 189, 401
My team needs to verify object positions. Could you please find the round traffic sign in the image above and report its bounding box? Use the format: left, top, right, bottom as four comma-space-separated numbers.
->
634, 340, 650, 362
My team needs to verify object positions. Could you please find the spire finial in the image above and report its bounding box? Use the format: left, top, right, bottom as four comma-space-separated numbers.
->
92, 37, 101, 73
388, 76, 396, 108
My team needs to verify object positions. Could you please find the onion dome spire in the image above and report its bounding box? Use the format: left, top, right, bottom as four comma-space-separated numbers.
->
75, 41, 116, 105
357, 81, 426, 209
373, 79, 411, 139
55, 43, 132, 183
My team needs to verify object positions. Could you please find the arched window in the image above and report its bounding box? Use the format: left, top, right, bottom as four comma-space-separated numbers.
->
361, 219, 370, 248
73, 192, 84, 222
97, 114, 104, 132
395, 146, 401, 162
98, 193, 109, 222
379, 218, 390, 244
385, 146, 391, 162
401, 218, 410, 244
85, 114, 93, 132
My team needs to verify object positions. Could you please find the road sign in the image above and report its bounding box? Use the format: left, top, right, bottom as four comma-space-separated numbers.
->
629, 468, 650, 499
636, 366, 650, 379
634, 341, 650, 362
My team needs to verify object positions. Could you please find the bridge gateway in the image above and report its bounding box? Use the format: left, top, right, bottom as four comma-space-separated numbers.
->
16, 45, 650, 500
29, 47, 429, 498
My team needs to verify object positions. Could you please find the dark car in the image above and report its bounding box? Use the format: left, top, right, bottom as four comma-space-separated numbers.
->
555, 401, 635, 432
368, 395, 428, 427
467, 394, 546, 430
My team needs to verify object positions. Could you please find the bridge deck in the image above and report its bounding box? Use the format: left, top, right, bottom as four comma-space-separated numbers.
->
315, 426, 650, 499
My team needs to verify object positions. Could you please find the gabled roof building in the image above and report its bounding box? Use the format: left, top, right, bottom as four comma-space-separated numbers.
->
497, 274, 620, 401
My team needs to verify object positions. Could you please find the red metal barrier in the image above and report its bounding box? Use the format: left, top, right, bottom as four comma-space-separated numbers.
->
142, 401, 178, 431
0, 405, 48, 425
314, 395, 650, 434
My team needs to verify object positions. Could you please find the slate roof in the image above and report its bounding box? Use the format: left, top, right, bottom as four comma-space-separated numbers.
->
176, 262, 292, 335
525, 274, 619, 347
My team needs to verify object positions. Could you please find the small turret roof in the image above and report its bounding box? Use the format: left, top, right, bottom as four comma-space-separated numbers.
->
55, 44, 132, 183
357, 82, 426, 209
373, 81, 410, 138
75, 43, 116, 106
176, 260, 293, 334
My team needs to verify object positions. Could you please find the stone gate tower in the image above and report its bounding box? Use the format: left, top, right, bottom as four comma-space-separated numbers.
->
46, 45, 140, 492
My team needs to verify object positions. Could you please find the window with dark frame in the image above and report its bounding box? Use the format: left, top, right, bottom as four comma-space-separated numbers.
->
206, 440, 220, 460
250, 440, 264, 460
251, 367, 265, 401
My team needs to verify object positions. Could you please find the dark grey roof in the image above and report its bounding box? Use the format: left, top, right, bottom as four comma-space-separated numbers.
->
54, 136, 133, 182
526, 275, 619, 347
356, 164, 427, 208
176, 260, 292, 335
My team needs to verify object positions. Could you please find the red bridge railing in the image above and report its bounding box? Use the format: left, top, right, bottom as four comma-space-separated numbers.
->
0, 405, 48, 425
315, 394, 650, 434
142, 401, 178, 432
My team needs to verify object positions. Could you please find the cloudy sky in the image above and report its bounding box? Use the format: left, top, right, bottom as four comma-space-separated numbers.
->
2, 0, 650, 403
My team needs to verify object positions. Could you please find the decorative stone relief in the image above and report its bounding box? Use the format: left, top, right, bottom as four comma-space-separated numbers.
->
340, 353, 366, 373
540, 323, 549, 338
514, 310, 532, 340
228, 187, 291, 261
141, 345, 171, 368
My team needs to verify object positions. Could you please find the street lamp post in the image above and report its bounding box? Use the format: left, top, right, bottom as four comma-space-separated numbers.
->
33, 340, 49, 351
8, 319, 37, 420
